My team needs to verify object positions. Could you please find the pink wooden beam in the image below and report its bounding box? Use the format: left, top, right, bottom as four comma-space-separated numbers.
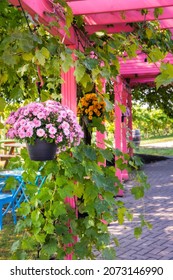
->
86, 23, 133, 34
84, 7, 173, 26
160, 18, 173, 28
68, 0, 173, 15
129, 77, 156, 85
120, 67, 161, 76
8, 0, 76, 46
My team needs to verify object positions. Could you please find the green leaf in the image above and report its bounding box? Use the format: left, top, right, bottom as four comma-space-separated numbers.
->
95, 198, 109, 215
43, 223, 55, 234
84, 217, 95, 229
17, 202, 31, 216
83, 58, 99, 70
61, 53, 73, 72
53, 202, 67, 217
146, 28, 153, 39
2, 51, 18, 66
84, 146, 97, 160
148, 47, 165, 63
155, 63, 173, 88
154, 7, 163, 18
102, 247, 116, 260
37, 187, 52, 203
11, 240, 20, 253
34, 233, 46, 244
131, 186, 144, 199
41, 47, 50, 59
0, 73, 8, 85
0, 122, 4, 129
117, 207, 126, 224
21, 237, 37, 250
65, 5, 73, 28
35, 49, 46, 66
58, 185, 74, 199
73, 182, 84, 198
100, 149, 113, 162
74, 63, 85, 82
113, 237, 120, 247
31, 209, 40, 223
83, 183, 98, 203
4, 177, 18, 190
134, 227, 142, 239
22, 52, 33, 61
41, 238, 58, 256
0, 97, 6, 112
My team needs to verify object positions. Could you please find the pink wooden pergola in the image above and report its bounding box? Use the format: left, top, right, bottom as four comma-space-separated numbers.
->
8, 0, 173, 258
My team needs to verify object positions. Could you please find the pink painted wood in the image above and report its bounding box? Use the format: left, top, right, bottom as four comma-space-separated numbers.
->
84, 7, 173, 26
114, 77, 123, 196
96, 78, 106, 154
8, 0, 77, 45
61, 68, 77, 115
61, 64, 77, 260
68, 0, 173, 15
127, 91, 133, 158
121, 87, 129, 181
86, 24, 133, 34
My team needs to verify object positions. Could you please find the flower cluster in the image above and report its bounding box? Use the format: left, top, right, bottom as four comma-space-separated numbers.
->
77, 93, 106, 120
5, 100, 84, 153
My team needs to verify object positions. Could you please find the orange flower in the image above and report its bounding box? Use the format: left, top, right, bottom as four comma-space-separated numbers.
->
77, 93, 106, 120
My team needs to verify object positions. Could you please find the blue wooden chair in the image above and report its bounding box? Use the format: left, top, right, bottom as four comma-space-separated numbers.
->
0, 179, 6, 193
0, 180, 27, 230
0, 172, 46, 230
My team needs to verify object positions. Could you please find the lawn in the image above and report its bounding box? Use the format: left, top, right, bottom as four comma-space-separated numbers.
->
135, 134, 173, 157
0, 214, 17, 260
135, 146, 173, 157
140, 134, 173, 144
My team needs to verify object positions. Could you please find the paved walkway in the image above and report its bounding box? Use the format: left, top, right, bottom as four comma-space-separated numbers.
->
101, 158, 173, 259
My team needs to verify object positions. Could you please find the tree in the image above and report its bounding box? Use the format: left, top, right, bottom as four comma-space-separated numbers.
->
132, 85, 173, 119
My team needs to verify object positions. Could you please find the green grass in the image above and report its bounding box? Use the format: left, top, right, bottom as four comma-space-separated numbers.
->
0, 214, 17, 260
135, 147, 173, 157
134, 134, 173, 157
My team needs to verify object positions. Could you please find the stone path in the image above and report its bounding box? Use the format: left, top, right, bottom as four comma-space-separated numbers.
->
98, 158, 173, 259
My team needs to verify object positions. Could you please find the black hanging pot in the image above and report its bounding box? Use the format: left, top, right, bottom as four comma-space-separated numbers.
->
26, 139, 57, 161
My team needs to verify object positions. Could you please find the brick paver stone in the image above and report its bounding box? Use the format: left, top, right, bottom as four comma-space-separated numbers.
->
106, 158, 173, 260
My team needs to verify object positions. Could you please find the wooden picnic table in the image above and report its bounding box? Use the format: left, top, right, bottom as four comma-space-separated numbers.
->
3, 142, 26, 155
0, 141, 25, 168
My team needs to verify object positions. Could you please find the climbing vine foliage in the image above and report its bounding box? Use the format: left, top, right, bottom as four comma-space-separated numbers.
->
8, 144, 150, 260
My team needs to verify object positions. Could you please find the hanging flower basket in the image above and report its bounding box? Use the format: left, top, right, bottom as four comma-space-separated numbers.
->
5, 100, 84, 161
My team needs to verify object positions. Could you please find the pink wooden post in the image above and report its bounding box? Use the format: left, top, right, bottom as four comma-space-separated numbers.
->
127, 90, 133, 157
96, 78, 106, 158
121, 86, 129, 181
61, 67, 77, 115
61, 57, 77, 260
114, 77, 123, 196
